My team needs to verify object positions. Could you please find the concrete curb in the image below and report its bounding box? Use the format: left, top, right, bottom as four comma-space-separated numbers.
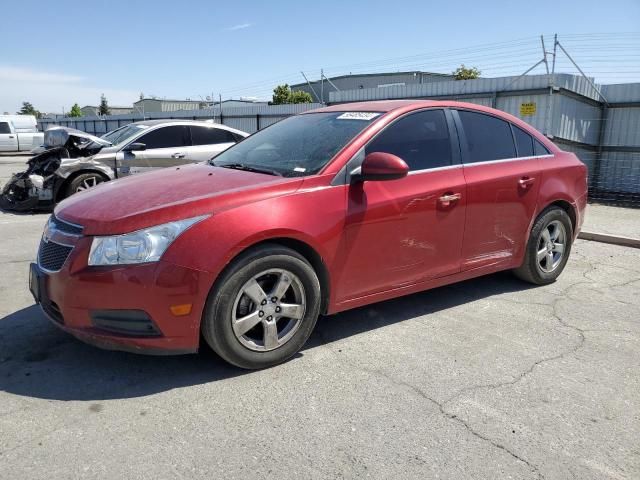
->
578, 231, 640, 249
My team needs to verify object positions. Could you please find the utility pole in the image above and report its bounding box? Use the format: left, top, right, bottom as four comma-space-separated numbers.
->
301, 71, 321, 103
320, 69, 324, 104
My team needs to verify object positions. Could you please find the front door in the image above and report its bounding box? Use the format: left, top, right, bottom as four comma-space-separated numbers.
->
118, 125, 190, 176
453, 109, 542, 270
336, 109, 466, 302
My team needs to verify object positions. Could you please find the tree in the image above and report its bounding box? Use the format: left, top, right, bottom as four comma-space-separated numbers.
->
288, 90, 313, 104
68, 103, 83, 117
99, 94, 110, 115
17, 101, 41, 118
452, 64, 481, 80
272, 84, 292, 105
271, 84, 313, 105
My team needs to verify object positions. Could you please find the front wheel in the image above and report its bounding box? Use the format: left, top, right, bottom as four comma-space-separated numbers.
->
65, 173, 106, 198
514, 206, 573, 285
202, 244, 321, 369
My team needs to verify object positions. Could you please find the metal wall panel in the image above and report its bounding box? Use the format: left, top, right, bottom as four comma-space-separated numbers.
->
552, 95, 601, 146
601, 83, 640, 103
495, 94, 550, 134
602, 107, 640, 147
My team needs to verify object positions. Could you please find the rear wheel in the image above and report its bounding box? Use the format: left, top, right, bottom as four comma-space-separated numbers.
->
202, 244, 321, 369
65, 173, 106, 198
514, 206, 573, 285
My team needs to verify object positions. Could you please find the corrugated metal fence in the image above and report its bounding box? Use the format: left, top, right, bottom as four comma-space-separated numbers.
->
38, 103, 324, 136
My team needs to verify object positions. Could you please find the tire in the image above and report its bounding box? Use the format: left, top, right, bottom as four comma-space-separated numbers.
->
514, 206, 573, 285
64, 173, 106, 198
202, 244, 322, 369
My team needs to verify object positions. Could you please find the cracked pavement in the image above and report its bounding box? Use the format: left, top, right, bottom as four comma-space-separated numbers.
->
1, 158, 639, 479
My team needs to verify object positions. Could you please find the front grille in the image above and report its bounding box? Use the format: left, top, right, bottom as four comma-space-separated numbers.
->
38, 239, 73, 271
50, 214, 83, 235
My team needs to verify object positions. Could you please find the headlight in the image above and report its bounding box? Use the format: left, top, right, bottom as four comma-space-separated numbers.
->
88, 215, 209, 266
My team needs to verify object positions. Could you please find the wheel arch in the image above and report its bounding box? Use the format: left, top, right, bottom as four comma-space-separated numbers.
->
214, 236, 331, 315
56, 169, 111, 201
540, 199, 577, 234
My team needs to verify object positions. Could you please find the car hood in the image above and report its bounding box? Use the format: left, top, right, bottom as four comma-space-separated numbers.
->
55, 164, 303, 235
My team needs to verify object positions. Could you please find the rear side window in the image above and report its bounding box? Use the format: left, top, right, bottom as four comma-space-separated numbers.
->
190, 126, 237, 146
136, 125, 189, 149
366, 109, 452, 171
534, 139, 550, 155
0, 122, 11, 134
512, 125, 534, 157
457, 110, 516, 163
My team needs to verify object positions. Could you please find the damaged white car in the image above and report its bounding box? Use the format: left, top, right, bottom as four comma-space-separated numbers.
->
0, 120, 247, 211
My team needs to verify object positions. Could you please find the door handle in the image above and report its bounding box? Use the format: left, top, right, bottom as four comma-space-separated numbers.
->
438, 192, 461, 207
518, 176, 536, 188
171, 153, 186, 159
8, 135, 15, 139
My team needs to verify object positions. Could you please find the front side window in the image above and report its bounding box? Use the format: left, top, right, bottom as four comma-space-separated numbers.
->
366, 109, 452, 171
190, 126, 236, 146
512, 125, 534, 157
0, 122, 11, 134
457, 110, 516, 163
136, 125, 189, 149
211, 112, 380, 177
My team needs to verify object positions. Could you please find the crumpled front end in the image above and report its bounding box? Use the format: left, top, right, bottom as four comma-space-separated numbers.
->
0, 147, 68, 211
1, 127, 111, 212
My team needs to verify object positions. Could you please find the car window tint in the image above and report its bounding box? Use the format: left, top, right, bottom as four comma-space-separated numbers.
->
0, 122, 11, 134
137, 126, 189, 149
512, 125, 534, 157
190, 126, 237, 146
366, 109, 451, 171
458, 110, 516, 163
534, 139, 550, 155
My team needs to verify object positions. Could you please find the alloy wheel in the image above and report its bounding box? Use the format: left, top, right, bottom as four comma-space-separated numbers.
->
536, 220, 566, 273
231, 268, 306, 352
76, 176, 102, 192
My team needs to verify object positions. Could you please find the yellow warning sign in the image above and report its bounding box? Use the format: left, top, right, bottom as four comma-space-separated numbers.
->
520, 102, 537, 116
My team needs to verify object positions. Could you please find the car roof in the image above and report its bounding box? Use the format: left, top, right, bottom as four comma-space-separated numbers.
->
129, 119, 228, 128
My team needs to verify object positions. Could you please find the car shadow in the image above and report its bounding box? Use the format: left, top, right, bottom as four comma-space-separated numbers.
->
0, 272, 534, 402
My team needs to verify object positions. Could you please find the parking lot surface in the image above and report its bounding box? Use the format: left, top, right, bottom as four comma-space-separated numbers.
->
1, 154, 639, 479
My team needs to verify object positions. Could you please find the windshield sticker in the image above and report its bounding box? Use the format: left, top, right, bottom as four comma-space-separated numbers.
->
336, 112, 381, 121
293, 167, 307, 172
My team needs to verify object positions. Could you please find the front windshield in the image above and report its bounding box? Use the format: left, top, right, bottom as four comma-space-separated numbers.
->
101, 124, 149, 145
211, 112, 381, 177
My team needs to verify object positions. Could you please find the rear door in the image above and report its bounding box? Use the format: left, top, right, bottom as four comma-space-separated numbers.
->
120, 125, 190, 175
453, 109, 542, 270
0, 122, 18, 152
188, 126, 238, 161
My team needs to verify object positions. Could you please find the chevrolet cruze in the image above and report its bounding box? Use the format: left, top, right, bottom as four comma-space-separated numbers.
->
29, 100, 588, 369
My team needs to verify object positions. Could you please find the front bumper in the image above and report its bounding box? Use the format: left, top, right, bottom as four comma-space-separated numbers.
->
29, 244, 215, 355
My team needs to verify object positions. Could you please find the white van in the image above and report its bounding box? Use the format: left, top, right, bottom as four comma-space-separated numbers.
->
0, 115, 44, 152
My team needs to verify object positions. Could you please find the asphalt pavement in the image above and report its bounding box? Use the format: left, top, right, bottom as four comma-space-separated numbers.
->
0, 154, 639, 479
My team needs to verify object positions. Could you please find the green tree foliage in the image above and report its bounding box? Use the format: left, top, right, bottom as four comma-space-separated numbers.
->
288, 90, 313, 104
68, 103, 83, 117
452, 64, 481, 80
17, 101, 41, 118
99, 94, 111, 115
271, 84, 313, 105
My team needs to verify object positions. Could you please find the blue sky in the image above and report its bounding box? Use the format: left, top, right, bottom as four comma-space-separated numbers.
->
2, 0, 639, 113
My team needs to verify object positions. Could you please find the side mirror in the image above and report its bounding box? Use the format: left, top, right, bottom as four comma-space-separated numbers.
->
124, 142, 146, 152
351, 152, 409, 183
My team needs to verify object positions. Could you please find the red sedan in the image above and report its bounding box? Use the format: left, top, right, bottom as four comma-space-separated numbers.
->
29, 100, 588, 369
